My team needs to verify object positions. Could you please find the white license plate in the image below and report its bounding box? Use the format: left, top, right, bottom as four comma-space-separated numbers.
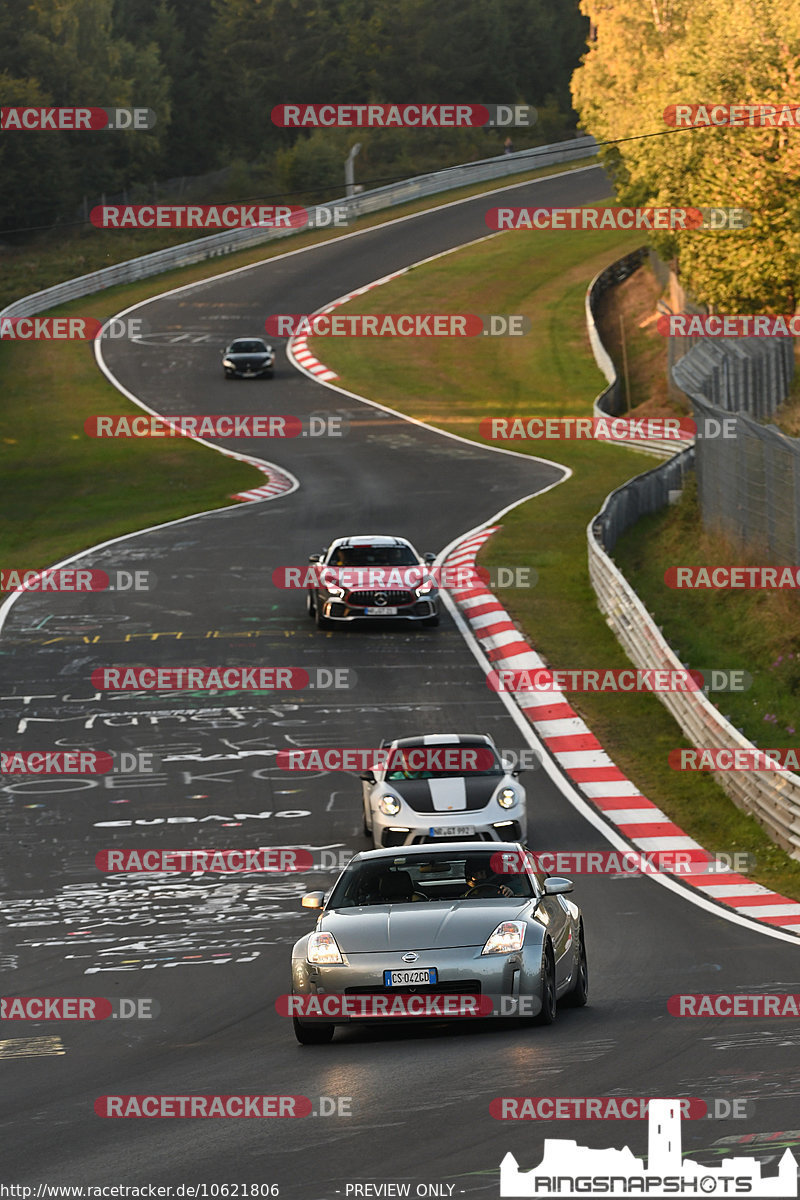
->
431, 825, 475, 837
365, 606, 398, 615
383, 968, 438, 987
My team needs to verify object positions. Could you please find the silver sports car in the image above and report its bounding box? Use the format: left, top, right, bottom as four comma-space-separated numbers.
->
289, 842, 587, 1043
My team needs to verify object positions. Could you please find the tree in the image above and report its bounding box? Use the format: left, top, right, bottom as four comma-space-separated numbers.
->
571, 0, 800, 311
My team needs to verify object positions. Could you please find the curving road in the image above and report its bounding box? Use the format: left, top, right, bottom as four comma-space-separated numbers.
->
1, 165, 799, 1195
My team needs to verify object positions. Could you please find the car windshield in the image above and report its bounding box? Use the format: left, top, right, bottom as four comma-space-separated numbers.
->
326, 546, 419, 567
385, 745, 504, 780
326, 850, 534, 907
229, 340, 267, 353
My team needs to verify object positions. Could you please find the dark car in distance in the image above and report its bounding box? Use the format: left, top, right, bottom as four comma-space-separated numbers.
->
222, 337, 276, 379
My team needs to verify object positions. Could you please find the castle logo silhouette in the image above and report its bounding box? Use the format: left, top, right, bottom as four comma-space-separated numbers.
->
500, 1098, 797, 1197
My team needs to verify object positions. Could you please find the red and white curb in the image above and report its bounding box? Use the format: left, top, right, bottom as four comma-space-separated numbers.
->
444, 527, 800, 936
229, 455, 297, 503
287, 269, 408, 380
290, 337, 338, 382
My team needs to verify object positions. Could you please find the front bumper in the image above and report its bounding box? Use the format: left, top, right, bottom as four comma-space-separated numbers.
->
316, 594, 438, 621
228, 364, 274, 376
291, 942, 544, 1024
371, 809, 525, 848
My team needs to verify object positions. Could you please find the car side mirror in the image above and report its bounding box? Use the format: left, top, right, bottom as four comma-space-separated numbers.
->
544, 877, 573, 895
360, 771, 376, 784
301, 891, 325, 909
308, 554, 322, 564
424, 553, 436, 563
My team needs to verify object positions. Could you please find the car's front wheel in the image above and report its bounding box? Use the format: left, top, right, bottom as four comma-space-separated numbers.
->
422, 614, 440, 628
564, 924, 588, 1007
292, 1015, 335, 1044
534, 942, 557, 1026
315, 602, 332, 630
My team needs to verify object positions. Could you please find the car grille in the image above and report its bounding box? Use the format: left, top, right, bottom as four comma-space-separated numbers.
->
344, 981, 482, 997
347, 590, 415, 606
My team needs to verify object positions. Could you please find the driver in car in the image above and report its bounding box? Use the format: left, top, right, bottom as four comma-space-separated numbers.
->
462, 855, 523, 898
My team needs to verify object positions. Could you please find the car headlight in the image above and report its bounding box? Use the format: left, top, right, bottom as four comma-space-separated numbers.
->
378, 793, 401, 816
319, 570, 344, 597
222, 358, 235, 368
414, 579, 434, 596
307, 931, 343, 964
481, 921, 526, 955
497, 787, 517, 809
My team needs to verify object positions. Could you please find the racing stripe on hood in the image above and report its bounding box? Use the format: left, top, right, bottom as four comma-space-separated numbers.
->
394, 777, 499, 812
429, 777, 467, 811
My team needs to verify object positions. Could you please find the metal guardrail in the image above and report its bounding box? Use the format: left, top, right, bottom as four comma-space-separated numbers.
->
586, 259, 800, 859
591, 446, 694, 554
0, 136, 598, 323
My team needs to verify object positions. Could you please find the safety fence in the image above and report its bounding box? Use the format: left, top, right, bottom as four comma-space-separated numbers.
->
586, 259, 800, 859
673, 340, 799, 560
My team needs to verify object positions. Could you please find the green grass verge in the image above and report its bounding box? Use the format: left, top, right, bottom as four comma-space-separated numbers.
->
0, 157, 599, 581
305, 220, 800, 901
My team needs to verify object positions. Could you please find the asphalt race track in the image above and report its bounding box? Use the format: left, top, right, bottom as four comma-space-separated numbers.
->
2, 165, 799, 1194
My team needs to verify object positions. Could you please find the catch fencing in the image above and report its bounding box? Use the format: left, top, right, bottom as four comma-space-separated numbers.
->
587, 258, 800, 860
672, 340, 799, 559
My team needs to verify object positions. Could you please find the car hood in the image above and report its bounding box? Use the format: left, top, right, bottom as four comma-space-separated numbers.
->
320, 900, 532, 952
388, 776, 503, 812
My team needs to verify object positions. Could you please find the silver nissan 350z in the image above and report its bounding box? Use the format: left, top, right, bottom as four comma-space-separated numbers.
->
288, 842, 587, 1044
